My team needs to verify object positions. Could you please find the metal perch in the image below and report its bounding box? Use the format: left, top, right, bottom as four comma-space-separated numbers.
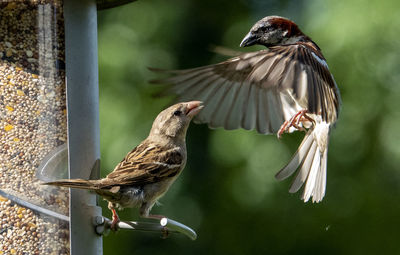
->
0, 189, 69, 222
0, 190, 197, 240
93, 216, 197, 240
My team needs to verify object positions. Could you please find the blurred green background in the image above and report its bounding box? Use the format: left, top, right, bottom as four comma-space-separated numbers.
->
97, 0, 400, 254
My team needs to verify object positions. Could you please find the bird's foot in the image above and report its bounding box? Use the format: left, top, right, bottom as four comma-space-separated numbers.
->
110, 208, 120, 231
161, 226, 169, 239
277, 110, 314, 139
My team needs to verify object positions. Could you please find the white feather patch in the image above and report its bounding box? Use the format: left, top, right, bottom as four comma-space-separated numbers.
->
298, 70, 308, 100
312, 148, 328, 202
312, 120, 330, 153
302, 148, 321, 202
275, 131, 314, 180
280, 91, 303, 122
289, 141, 317, 193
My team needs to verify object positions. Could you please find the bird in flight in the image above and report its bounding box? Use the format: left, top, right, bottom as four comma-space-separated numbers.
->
44, 101, 203, 229
151, 16, 341, 203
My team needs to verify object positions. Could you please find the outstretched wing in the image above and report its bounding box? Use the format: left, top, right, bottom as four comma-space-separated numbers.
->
102, 141, 184, 187
151, 44, 340, 134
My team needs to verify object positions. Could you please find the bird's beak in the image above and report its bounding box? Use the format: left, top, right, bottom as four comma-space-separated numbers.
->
240, 32, 258, 47
185, 101, 204, 118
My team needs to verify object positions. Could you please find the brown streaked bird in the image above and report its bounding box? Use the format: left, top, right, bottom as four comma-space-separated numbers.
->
150, 16, 341, 203
44, 101, 203, 229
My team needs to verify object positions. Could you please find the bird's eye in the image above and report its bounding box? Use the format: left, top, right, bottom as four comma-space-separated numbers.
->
260, 26, 271, 32
173, 110, 182, 116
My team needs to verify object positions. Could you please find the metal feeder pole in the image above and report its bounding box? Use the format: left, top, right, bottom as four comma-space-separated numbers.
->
62, 1, 197, 253
64, 0, 103, 254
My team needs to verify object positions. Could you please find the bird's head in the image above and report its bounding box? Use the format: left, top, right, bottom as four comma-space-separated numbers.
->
150, 101, 204, 140
240, 16, 306, 48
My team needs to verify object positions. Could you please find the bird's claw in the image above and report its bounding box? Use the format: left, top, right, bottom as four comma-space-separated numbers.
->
161, 226, 169, 239
277, 110, 313, 139
110, 220, 120, 232
110, 208, 120, 231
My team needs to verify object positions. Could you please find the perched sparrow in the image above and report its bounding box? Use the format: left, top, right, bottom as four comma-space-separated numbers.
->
151, 16, 341, 203
45, 101, 203, 229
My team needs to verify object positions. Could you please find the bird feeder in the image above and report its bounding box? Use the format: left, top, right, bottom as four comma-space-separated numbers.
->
0, 0, 133, 254
0, 0, 195, 254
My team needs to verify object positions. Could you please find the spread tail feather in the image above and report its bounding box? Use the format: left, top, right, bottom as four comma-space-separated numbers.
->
43, 179, 100, 191
275, 123, 330, 203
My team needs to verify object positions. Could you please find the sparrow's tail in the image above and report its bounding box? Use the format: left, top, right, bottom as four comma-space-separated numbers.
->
275, 122, 330, 203
44, 179, 100, 191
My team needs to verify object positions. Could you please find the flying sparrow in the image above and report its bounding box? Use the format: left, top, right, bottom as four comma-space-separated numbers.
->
44, 101, 203, 229
150, 16, 341, 203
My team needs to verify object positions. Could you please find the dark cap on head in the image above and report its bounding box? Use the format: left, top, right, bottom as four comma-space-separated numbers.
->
240, 16, 305, 48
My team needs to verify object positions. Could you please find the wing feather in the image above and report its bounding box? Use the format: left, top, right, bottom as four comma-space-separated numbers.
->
241, 83, 257, 130
289, 141, 317, 193
209, 80, 239, 128
256, 87, 271, 134
151, 44, 340, 134
202, 81, 230, 128
224, 80, 248, 130
103, 142, 184, 187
